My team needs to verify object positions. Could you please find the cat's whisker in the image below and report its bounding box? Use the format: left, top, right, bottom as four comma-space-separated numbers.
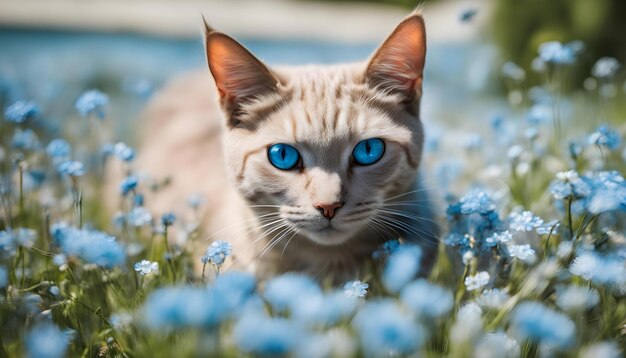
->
256, 226, 296, 263
383, 186, 439, 203
245, 221, 290, 251
376, 209, 440, 240
374, 213, 438, 245
377, 207, 440, 226
248, 204, 282, 209
378, 212, 439, 240
203, 212, 281, 242
279, 229, 300, 268
365, 220, 396, 242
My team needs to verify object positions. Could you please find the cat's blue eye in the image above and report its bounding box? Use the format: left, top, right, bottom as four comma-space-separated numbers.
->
353, 138, 385, 166
268, 143, 301, 170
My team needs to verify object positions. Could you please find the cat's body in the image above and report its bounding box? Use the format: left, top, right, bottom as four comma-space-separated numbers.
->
122, 13, 439, 281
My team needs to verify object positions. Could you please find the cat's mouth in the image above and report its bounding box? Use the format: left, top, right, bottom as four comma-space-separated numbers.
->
300, 222, 360, 246
279, 204, 375, 246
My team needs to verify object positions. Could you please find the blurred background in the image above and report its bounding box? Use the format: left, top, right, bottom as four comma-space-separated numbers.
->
0, 0, 624, 143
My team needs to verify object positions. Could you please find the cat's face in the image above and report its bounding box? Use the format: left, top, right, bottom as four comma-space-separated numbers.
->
205, 14, 426, 246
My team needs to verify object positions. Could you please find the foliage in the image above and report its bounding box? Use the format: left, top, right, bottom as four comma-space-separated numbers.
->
492, 0, 626, 89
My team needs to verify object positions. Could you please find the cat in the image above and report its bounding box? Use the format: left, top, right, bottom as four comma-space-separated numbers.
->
122, 11, 439, 282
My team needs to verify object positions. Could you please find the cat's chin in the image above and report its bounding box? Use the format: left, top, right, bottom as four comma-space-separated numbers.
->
303, 227, 355, 246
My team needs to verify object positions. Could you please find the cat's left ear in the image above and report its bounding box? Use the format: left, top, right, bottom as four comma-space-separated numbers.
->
204, 21, 281, 125
365, 13, 426, 104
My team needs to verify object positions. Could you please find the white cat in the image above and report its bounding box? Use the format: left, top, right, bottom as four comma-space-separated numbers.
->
120, 11, 438, 281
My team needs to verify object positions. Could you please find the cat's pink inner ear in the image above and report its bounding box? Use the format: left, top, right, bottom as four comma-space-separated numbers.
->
206, 33, 278, 102
366, 15, 426, 97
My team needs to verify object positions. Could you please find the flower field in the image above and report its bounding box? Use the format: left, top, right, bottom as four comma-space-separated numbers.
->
1, 33, 626, 358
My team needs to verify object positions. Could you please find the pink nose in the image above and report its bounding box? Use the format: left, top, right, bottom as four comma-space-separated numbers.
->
314, 202, 343, 219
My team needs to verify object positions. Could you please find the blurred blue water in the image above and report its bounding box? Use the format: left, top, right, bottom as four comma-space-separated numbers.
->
0, 28, 499, 140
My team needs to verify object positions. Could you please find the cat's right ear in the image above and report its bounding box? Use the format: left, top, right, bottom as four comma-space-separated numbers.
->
204, 21, 280, 126
364, 13, 426, 108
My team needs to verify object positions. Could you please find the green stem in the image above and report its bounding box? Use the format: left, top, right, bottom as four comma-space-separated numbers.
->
19, 246, 26, 288
543, 226, 556, 259
454, 265, 469, 309
163, 228, 177, 281
75, 300, 111, 326
566, 197, 573, 240
18, 165, 24, 226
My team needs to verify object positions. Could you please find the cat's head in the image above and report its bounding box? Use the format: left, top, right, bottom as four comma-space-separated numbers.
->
204, 13, 426, 246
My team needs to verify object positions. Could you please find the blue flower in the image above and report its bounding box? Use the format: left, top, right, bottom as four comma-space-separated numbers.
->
383, 244, 422, 293
101, 143, 114, 157
555, 285, 599, 312
134, 260, 159, 275
52, 254, 67, 268
580, 342, 622, 358
459, 190, 495, 215
46, 139, 71, 160
187, 193, 206, 209
463, 133, 483, 151
263, 273, 321, 313
57, 161, 85, 177
25, 323, 69, 358
476, 289, 510, 309
464, 271, 490, 291
292, 290, 358, 326
527, 104, 552, 125
49, 285, 61, 297
113, 142, 135, 162
134, 194, 145, 207
201, 240, 232, 266
592, 57, 620, 78
549, 170, 591, 200
475, 332, 520, 358
507, 244, 536, 262
459, 8, 478, 23
4, 100, 39, 123
127, 207, 152, 227
372, 239, 401, 259
233, 313, 303, 356
536, 220, 560, 235
484, 231, 513, 247
509, 211, 543, 232
569, 251, 626, 289
75, 89, 109, 119
344, 280, 369, 298
510, 301, 576, 349
12, 129, 40, 150
587, 189, 623, 214
110, 313, 133, 330
538, 41, 578, 65
400, 279, 453, 319
161, 212, 176, 227
502, 62, 525, 81
0, 229, 16, 255
451, 303, 483, 344
1, 228, 36, 253
353, 300, 425, 356
52, 224, 125, 268
119, 175, 138, 196
586, 171, 626, 214
588, 125, 621, 150
142, 286, 225, 329
212, 271, 257, 317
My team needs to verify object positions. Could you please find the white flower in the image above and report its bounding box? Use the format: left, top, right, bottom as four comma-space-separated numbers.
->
509, 211, 544, 232
134, 260, 159, 275
507, 244, 536, 262
465, 271, 490, 291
